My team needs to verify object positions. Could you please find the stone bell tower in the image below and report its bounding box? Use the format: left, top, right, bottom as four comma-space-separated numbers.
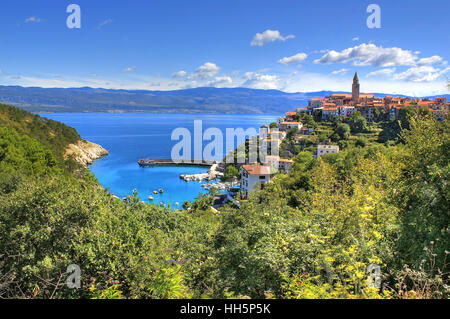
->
352, 72, 360, 104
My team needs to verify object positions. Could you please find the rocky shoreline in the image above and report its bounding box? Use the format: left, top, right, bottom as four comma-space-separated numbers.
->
65, 139, 109, 167
180, 163, 224, 182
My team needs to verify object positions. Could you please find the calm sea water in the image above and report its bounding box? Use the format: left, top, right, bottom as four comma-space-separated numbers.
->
44, 113, 279, 208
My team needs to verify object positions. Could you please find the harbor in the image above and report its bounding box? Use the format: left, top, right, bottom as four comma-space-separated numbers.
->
138, 159, 225, 182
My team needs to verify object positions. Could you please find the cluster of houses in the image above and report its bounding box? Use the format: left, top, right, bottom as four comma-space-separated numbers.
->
236, 73, 448, 199
239, 123, 295, 197
239, 123, 339, 198
297, 73, 449, 122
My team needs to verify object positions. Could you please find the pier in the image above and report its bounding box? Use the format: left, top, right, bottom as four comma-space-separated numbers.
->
138, 158, 215, 167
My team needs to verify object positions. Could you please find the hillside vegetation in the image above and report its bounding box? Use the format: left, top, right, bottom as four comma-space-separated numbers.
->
0, 103, 448, 299
0, 103, 80, 157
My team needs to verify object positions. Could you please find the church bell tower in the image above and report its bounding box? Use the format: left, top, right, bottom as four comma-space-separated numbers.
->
352, 72, 360, 104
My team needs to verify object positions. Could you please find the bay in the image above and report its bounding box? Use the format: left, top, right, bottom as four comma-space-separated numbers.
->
43, 113, 279, 208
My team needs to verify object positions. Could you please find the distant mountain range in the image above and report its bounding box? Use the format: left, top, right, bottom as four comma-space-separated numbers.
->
0, 85, 448, 114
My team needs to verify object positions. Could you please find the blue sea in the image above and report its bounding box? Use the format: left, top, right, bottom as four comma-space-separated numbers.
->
44, 113, 279, 208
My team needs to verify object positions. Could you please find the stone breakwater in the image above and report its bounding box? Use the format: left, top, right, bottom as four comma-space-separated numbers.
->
180, 163, 224, 182
65, 139, 109, 166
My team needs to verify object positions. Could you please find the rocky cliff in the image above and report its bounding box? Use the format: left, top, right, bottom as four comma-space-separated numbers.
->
65, 140, 109, 166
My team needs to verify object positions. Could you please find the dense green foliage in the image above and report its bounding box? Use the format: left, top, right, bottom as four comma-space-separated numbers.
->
0, 103, 448, 299
0, 104, 80, 157
222, 165, 239, 182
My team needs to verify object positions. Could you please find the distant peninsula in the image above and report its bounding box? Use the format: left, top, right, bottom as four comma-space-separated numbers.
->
0, 85, 448, 115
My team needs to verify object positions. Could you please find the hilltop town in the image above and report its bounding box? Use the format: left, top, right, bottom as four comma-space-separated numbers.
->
233, 73, 449, 200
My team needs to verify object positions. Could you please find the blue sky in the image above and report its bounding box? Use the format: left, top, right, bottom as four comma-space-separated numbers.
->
0, 0, 449, 96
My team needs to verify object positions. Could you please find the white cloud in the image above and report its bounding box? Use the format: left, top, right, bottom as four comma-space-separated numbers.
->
352, 37, 360, 41
172, 70, 187, 78
416, 55, 443, 66
121, 66, 136, 73
25, 16, 42, 23
242, 72, 280, 90
250, 29, 295, 46
98, 19, 113, 29
207, 76, 233, 88
314, 43, 417, 67
280, 70, 448, 96
331, 68, 349, 75
189, 62, 220, 79
183, 81, 199, 89
393, 66, 450, 82
278, 53, 308, 65
366, 68, 396, 77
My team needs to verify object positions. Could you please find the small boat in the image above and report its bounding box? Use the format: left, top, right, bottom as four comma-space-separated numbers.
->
159, 189, 164, 193
153, 190, 158, 195
148, 196, 154, 201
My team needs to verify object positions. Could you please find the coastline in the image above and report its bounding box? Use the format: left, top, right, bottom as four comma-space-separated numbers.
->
65, 139, 109, 167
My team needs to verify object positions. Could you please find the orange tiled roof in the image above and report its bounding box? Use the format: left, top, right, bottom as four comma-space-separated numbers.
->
264, 138, 281, 142
281, 121, 301, 125
242, 165, 271, 175
332, 93, 352, 97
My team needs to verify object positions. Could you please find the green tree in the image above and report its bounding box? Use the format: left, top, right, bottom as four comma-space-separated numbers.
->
223, 165, 239, 181
355, 136, 368, 148
349, 112, 368, 133
395, 116, 449, 271
335, 123, 351, 140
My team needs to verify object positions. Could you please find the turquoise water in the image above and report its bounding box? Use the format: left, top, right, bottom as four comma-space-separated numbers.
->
44, 113, 279, 208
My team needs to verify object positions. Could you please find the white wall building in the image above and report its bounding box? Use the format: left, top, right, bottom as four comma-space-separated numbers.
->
240, 165, 271, 198
317, 145, 340, 157
279, 121, 303, 131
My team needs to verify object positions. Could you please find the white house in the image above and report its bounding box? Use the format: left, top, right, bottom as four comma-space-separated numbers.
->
338, 106, 357, 117
268, 130, 286, 140
240, 165, 271, 198
279, 121, 303, 131
316, 144, 340, 157
321, 107, 338, 121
